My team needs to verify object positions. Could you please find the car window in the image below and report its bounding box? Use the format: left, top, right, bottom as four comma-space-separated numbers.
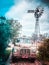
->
15, 38, 31, 43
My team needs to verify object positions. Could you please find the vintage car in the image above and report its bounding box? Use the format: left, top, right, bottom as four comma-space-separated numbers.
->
12, 37, 37, 61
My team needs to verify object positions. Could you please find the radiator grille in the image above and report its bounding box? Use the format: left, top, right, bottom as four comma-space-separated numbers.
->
20, 49, 30, 55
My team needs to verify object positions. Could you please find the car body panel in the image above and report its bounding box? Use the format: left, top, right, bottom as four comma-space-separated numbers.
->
12, 42, 37, 59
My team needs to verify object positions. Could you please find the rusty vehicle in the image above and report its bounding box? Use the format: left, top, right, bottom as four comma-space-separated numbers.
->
12, 37, 37, 62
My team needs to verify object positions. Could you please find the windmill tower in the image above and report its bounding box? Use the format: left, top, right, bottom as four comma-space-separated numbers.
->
28, 6, 44, 41
34, 7, 44, 37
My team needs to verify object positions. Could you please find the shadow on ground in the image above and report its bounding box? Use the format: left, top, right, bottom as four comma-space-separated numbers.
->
12, 58, 36, 63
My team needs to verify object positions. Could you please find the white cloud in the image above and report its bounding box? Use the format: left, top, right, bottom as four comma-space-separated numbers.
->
20, 13, 35, 25
5, 0, 29, 19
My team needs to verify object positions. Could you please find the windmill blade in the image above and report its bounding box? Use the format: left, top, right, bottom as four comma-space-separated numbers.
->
27, 10, 34, 13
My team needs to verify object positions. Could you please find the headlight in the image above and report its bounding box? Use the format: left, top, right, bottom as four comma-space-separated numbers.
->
32, 49, 36, 53
36, 50, 39, 54
14, 49, 18, 52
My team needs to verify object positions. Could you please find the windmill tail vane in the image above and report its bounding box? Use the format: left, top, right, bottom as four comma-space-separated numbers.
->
27, 10, 34, 13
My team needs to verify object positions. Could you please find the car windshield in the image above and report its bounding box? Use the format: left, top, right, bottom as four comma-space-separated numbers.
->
15, 38, 31, 43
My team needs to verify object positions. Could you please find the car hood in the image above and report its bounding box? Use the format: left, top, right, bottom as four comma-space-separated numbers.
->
15, 43, 33, 48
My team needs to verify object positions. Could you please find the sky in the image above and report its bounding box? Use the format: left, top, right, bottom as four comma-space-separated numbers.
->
0, 0, 49, 36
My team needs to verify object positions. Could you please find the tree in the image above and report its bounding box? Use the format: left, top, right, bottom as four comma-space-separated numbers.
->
37, 39, 49, 65
8, 19, 22, 45
0, 16, 22, 60
0, 16, 11, 59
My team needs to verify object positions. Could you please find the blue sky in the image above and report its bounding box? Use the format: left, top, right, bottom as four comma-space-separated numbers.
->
0, 0, 49, 36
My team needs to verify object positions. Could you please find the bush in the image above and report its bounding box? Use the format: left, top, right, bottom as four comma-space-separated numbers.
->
2, 49, 11, 62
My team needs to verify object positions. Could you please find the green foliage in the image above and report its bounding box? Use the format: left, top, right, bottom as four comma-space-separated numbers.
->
3, 49, 11, 61
9, 19, 22, 39
9, 19, 22, 45
37, 39, 49, 62
0, 17, 11, 56
0, 16, 22, 59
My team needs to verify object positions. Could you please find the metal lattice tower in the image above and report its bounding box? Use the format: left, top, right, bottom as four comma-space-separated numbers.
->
28, 6, 44, 37
35, 19, 40, 37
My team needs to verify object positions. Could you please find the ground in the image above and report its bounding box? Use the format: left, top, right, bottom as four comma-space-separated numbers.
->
6, 52, 42, 65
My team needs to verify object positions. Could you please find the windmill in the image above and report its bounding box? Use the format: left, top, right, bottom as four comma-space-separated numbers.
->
27, 6, 44, 41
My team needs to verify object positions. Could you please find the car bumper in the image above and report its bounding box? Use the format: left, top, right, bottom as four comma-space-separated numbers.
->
12, 53, 36, 59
